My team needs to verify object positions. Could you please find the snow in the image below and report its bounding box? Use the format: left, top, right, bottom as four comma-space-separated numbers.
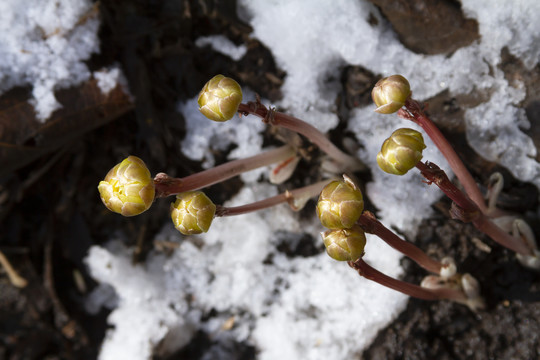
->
81, 1, 540, 360
177, 89, 266, 174
94, 66, 126, 97
195, 35, 247, 61
0, 0, 101, 121
88, 186, 406, 360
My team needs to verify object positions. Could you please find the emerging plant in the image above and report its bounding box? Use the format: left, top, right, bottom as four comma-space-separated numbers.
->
98, 73, 538, 311
373, 75, 539, 267
98, 75, 340, 234
316, 176, 483, 310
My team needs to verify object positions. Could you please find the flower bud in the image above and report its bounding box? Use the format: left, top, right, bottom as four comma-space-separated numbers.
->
316, 176, 364, 229
198, 74, 243, 122
98, 156, 155, 216
371, 75, 411, 114
377, 128, 426, 175
321, 225, 366, 261
171, 191, 216, 235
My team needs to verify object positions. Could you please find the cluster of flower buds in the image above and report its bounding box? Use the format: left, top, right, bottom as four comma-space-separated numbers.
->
97, 155, 218, 235
95, 72, 507, 309
97, 75, 247, 234
317, 176, 366, 261
197, 74, 243, 122
377, 128, 426, 175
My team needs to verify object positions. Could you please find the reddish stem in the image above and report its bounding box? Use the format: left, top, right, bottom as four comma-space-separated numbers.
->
401, 98, 487, 213
238, 102, 363, 170
349, 258, 467, 302
473, 215, 532, 255
215, 179, 332, 217
415, 161, 478, 213
357, 211, 442, 274
154, 145, 295, 197
415, 161, 532, 256
216, 195, 286, 217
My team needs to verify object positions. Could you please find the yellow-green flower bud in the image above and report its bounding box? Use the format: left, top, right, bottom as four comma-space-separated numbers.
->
171, 191, 216, 235
198, 74, 243, 122
321, 225, 366, 261
377, 128, 426, 175
316, 176, 364, 230
98, 156, 155, 216
372, 75, 411, 114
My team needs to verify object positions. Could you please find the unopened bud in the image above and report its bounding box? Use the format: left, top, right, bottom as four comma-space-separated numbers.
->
98, 156, 155, 216
171, 191, 216, 235
372, 75, 411, 114
377, 128, 426, 175
316, 176, 364, 229
321, 225, 366, 261
198, 74, 243, 122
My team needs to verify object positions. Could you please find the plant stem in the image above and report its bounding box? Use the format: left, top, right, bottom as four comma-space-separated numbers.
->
415, 161, 478, 213
401, 98, 487, 213
215, 179, 333, 216
415, 161, 533, 256
349, 258, 468, 302
238, 102, 363, 171
473, 215, 532, 255
356, 211, 443, 274
154, 145, 295, 197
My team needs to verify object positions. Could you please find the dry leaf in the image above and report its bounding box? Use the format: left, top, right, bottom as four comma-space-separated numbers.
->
0, 79, 133, 177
